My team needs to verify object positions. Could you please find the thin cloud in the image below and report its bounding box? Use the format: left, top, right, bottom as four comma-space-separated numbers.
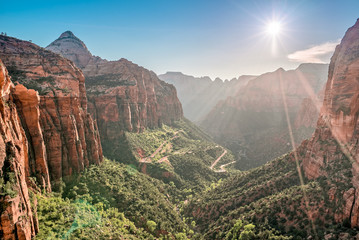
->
288, 40, 341, 63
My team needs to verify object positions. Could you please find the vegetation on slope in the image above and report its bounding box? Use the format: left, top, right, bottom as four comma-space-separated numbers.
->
104, 119, 237, 192
36, 193, 154, 239
62, 159, 190, 237
36, 119, 241, 239
184, 148, 359, 239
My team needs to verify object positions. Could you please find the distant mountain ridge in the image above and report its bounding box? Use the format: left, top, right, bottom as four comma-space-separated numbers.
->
158, 71, 256, 122
201, 63, 329, 169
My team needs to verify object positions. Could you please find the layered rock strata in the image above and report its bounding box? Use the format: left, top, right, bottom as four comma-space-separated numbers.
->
0, 35, 103, 183
0, 60, 36, 240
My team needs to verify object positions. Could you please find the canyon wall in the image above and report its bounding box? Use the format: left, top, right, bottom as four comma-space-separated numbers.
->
0, 60, 37, 240
46, 32, 183, 149
0, 35, 103, 183
300, 19, 359, 227
0, 34, 104, 239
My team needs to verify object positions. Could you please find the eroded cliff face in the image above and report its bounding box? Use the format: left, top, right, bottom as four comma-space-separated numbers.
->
0, 35, 103, 183
46, 32, 183, 148
85, 59, 183, 137
0, 60, 37, 240
301, 19, 359, 227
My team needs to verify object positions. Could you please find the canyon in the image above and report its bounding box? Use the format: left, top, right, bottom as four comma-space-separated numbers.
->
158, 72, 256, 122
201, 63, 328, 169
183, 18, 359, 239
1, 16, 359, 239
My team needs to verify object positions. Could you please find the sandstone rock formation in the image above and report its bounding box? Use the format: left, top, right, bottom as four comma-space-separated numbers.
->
46, 31, 93, 69
0, 60, 37, 240
201, 63, 328, 169
300, 19, 359, 227
158, 72, 256, 122
0, 35, 103, 183
46, 32, 183, 156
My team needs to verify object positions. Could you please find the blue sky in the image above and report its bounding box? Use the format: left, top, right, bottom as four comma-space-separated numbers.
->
1, 0, 358, 79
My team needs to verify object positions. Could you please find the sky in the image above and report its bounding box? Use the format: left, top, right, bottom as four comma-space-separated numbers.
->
1, 0, 358, 80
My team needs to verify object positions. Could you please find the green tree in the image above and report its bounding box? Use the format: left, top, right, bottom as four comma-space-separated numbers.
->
146, 220, 157, 232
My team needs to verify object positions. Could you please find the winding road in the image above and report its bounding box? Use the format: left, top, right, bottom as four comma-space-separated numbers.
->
139, 131, 235, 173
210, 148, 228, 170
214, 161, 236, 173
139, 131, 182, 163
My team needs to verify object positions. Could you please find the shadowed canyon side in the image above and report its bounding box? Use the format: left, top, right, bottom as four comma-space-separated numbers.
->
201, 63, 329, 169
300, 18, 359, 227
158, 72, 256, 122
0, 35, 103, 184
46, 32, 183, 158
0, 60, 37, 240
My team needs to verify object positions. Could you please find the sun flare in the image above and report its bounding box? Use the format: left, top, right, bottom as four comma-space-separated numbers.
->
266, 21, 282, 36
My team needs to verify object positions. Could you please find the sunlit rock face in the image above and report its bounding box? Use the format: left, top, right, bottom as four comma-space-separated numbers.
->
0, 60, 37, 240
0, 35, 103, 183
158, 72, 256, 122
46, 32, 183, 147
201, 63, 328, 169
301, 19, 359, 227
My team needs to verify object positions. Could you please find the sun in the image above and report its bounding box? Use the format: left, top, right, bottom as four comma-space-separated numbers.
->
266, 21, 282, 36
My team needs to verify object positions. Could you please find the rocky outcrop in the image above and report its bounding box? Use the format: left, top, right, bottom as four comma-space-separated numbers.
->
0, 35, 103, 183
46, 31, 93, 69
0, 60, 36, 240
158, 72, 256, 122
46, 32, 183, 149
300, 19, 359, 227
201, 63, 328, 169
85, 59, 183, 136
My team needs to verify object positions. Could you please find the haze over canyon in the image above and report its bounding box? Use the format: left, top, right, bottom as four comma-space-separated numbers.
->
1, 1, 359, 239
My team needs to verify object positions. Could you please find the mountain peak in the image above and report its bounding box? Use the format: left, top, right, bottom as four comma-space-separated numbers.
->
59, 30, 76, 39
276, 67, 285, 72
46, 31, 93, 68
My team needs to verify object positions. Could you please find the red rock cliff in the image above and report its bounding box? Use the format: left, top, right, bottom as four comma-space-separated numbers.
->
301, 19, 359, 227
0, 60, 37, 240
0, 35, 103, 183
85, 59, 183, 138
46, 32, 183, 146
